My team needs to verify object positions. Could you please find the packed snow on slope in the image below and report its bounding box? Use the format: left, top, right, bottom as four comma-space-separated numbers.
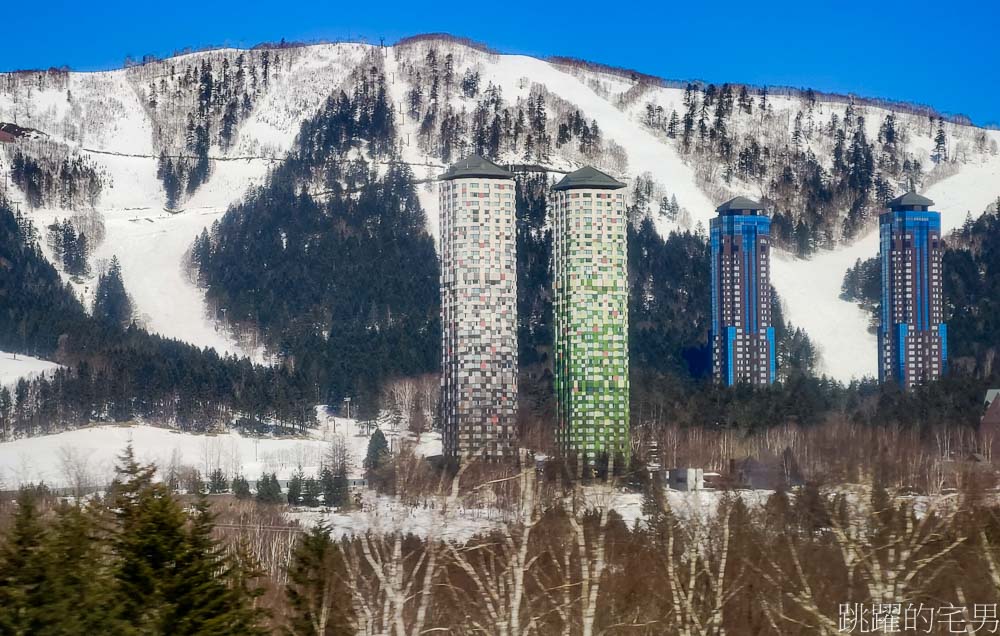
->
0, 352, 60, 389
98, 206, 251, 356
771, 149, 1000, 383
771, 235, 879, 381
0, 408, 442, 489
927, 150, 1000, 233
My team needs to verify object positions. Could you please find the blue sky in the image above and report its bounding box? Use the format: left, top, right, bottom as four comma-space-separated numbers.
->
3, 0, 998, 126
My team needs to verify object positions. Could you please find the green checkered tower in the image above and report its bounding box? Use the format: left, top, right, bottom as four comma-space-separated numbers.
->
551, 167, 630, 460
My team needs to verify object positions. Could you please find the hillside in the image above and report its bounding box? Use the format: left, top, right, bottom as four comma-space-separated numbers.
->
1, 35, 999, 387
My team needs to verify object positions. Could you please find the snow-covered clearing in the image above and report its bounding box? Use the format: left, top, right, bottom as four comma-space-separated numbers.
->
0, 352, 60, 388
0, 408, 442, 489
288, 486, 775, 541
99, 206, 248, 354
291, 491, 507, 542
928, 151, 1000, 233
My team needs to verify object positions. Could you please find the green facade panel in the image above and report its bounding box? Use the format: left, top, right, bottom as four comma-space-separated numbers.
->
551, 181, 630, 459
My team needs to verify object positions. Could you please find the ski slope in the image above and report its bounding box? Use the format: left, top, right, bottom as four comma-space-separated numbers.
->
489, 53, 716, 229
772, 237, 879, 380
771, 146, 1000, 381
0, 352, 60, 388
928, 151, 1000, 233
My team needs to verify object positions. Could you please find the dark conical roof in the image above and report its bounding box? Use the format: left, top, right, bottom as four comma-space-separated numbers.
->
887, 191, 934, 209
439, 155, 513, 180
716, 196, 764, 215
552, 166, 626, 191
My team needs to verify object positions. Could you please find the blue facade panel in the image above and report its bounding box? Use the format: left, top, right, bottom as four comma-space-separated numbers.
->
711, 213, 773, 386
879, 209, 946, 389
939, 323, 948, 373
767, 326, 776, 384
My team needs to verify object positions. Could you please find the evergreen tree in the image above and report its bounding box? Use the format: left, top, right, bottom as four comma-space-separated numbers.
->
157, 152, 183, 210
319, 465, 337, 507
301, 476, 321, 507
231, 475, 252, 499
160, 497, 269, 635
105, 447, 268, 634
666, 110, 679, 138
287, 469, 304, 506
933, 120, 948, 164
107, 445, 188, 632
284, 525, 354, 635
0, 488, 53, 634
184, 469, 205, 495
256, 472, 283, 505
93, 256, 133, 328
208, 468, 228, 494
43, 502, 113, 635
364, 429, 389, 476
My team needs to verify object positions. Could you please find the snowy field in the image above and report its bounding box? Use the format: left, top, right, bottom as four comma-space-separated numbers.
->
0, 352, 60, 388
0, 408, 442, 489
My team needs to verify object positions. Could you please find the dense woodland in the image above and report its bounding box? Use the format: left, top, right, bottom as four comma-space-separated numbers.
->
44, 212, 104, 277
190, 59, 440, 415
7, 144, 107, 210
0, 198, 317, 440
3, 444, 1000, 635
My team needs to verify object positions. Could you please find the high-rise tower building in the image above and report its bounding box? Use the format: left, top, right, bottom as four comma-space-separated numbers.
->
710, 197, 776, 386
878, 192, 947, 389
551, 166, 629, 459
438, 155, 518, 459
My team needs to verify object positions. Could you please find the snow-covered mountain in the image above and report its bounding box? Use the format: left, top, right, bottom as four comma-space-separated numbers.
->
2, 35, 998, 382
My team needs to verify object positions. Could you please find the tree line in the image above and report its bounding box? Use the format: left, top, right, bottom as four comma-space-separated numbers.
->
6, 446, 999, 634
10, 146, 106, 210
0, 447, 357, 635
0, 198, 317, 440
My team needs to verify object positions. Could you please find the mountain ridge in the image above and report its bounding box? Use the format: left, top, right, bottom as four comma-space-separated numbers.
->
5, 32, 987, 127
1, 35, 998, 384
